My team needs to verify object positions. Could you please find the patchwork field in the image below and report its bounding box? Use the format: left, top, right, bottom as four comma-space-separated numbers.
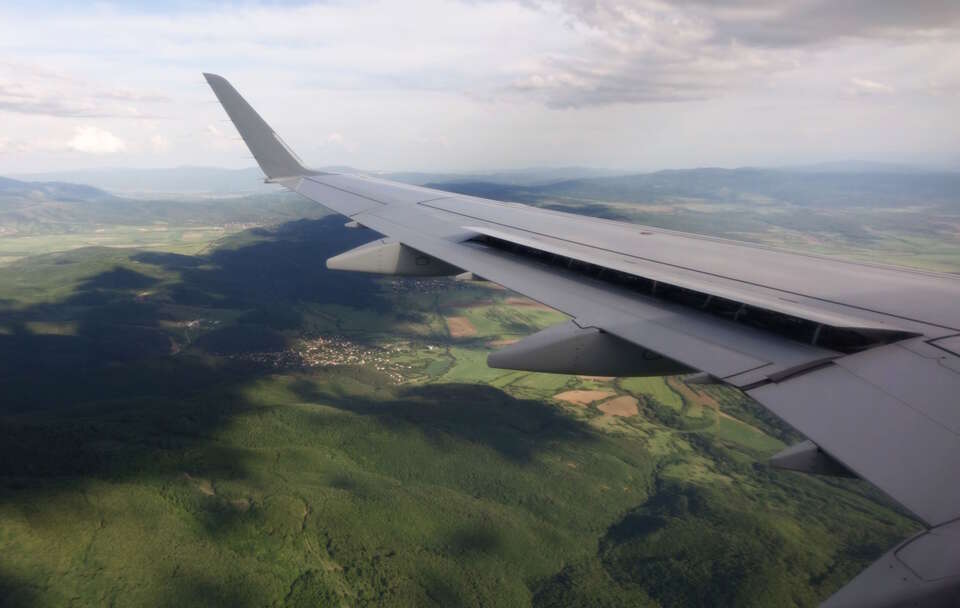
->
445, 315, 478, 337
554, 389, 616, 405
597, 395, 639, 417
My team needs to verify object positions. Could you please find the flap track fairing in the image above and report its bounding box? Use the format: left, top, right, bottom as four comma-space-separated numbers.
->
327, 239, 462, 276
488, 320, 693, 377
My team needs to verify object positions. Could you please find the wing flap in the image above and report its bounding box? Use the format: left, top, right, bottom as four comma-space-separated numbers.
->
749, 339, 960, 527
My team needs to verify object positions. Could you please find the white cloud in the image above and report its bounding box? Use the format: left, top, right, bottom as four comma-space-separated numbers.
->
850, 77, 895, 95
67, 126, 126, 154
0, 136, 29, 155
326, 132, 344, 145
0, 60, 167, 118
0, 1, 956, 171
150, 134, 171, 152
503, 0, 960, 107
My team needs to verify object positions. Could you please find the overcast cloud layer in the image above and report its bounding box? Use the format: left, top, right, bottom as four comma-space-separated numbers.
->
1, 0, 958, 173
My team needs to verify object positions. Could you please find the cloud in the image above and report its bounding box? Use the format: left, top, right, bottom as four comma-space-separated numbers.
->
849, 77, 895, 95
679, 0, 960, 47
4, 1, 955, 114
0, 136, 30, 155
0, 1, 956, 171
0, 61, 168, 118
0, 82, 101, 117
67, 126, 126, 154
504, 0, 960, 107
150, 134, 171, 152
204, 122, 245, 153
504, 1, 784, 106
326, 133, 344, 145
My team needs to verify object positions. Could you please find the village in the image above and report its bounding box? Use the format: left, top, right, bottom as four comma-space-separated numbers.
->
227, 334, 425, 383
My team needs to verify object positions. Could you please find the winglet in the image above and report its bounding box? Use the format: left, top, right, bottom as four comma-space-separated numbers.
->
203, 73, 317, 179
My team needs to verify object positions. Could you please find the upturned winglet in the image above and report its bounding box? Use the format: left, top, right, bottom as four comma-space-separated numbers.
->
203, 73, 318, 180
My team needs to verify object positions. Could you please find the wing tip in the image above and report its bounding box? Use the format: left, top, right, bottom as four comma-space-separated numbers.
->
202, 72, 227, 86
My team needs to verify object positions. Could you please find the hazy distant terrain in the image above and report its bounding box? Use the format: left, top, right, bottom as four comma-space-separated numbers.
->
428, 166, 960, 272
0, 165, 956, 607
0, 175, 328, 265
10, 167, 275, 196
7, 164, 960, 273
11, 166, 626, 196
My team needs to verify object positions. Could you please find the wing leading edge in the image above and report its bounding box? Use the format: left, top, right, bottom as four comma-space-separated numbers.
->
204, 73, 960, 607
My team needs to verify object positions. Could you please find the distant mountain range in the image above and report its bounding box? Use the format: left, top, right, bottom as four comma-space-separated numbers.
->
0, 175, 326, 230
10, 166, 626, 195
783, 160, 952, 174
11, 161, 957, 199
10, 167, 274, 196
7, 162, 960, 212
427, 167, 960, 209
380, 166, 626, 188
0, 176, 117, 202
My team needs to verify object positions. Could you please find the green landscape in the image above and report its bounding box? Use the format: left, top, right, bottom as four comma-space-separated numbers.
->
1, 165, 957, 607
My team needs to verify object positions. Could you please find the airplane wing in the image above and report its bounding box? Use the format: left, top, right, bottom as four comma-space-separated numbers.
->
204, 73, 960, 608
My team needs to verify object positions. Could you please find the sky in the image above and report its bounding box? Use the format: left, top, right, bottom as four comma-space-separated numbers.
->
1, 0, 959, 173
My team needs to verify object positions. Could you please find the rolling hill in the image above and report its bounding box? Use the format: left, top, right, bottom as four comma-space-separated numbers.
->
428, 167, 960, 209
